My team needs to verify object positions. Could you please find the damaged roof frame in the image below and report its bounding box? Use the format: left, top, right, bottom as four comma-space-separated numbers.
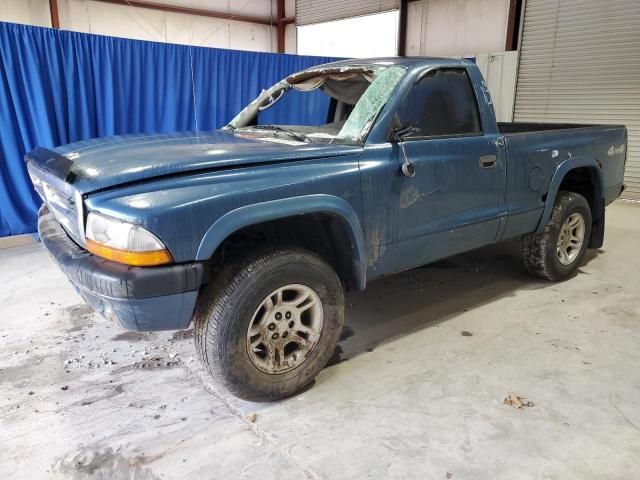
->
226, 64, 407, 143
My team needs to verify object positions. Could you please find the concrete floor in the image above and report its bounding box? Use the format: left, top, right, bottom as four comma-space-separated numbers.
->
1, 202, 639, 480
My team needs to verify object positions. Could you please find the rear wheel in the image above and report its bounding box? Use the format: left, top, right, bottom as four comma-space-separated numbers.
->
522, 191, 592, 281
194, 247, 344, 401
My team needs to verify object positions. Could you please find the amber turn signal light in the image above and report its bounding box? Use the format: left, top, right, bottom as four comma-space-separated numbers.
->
86, 239, 173, 267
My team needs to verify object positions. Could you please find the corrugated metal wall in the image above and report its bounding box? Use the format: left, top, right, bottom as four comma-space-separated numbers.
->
514, 0, 640, 200
295, 0, 399, 25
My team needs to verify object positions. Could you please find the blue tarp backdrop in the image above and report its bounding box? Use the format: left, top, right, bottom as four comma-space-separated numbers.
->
0, 22, 336, 237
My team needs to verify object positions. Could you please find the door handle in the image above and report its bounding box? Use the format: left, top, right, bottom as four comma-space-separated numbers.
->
479, 155, 497, 168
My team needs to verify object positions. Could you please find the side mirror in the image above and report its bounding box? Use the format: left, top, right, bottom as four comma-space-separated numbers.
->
386, 114, 404, 142
386, 114, 418, 143
386, 114, 418, 178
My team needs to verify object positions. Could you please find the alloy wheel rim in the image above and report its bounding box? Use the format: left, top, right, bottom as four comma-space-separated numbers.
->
246, 284, 324, 375
556, 212, 585, 266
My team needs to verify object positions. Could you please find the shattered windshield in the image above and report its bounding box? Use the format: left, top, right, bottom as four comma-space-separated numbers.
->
226, 65, 406, 145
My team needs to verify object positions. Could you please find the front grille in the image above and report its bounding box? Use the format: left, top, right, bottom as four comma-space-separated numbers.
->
28, 164, 85, 247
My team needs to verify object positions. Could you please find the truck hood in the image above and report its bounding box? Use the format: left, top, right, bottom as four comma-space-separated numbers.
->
26, 130, 360, 194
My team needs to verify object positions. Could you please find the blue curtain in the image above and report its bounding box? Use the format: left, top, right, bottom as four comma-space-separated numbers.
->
258, 86, 331, 125
0, 22, 337, 237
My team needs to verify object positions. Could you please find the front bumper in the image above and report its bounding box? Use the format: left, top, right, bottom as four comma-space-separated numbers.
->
38, 206, 206, 331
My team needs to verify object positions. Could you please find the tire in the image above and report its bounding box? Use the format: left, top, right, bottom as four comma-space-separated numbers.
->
194, 247, 344, 401
522, 191, 592, 281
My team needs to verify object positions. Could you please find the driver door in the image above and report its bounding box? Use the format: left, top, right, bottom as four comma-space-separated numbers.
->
361, 67, 506, 277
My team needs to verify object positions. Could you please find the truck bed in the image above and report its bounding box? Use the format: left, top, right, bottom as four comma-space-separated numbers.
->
498, 122, 627, 241
497, 122, 625, 134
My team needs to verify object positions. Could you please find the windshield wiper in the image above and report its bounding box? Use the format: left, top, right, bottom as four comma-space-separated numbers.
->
251, 125, 310, 143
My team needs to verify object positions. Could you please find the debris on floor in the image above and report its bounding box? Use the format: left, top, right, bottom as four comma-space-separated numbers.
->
245, 413, 257, 423
460, 331, 473, 337
503, 394, 534, 409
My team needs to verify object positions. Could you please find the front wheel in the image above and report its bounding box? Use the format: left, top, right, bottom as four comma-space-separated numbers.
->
194, 247, 344, 401
522, 191, 592, 281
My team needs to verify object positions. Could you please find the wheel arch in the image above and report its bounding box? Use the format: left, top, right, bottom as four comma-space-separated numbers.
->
196, 195, 367, 290
537, 157, 605, 248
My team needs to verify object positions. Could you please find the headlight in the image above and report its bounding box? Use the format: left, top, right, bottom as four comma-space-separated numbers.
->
85, 211, 173, 266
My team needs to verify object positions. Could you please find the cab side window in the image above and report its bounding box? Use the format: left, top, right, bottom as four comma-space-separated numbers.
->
398, 69, 482, 138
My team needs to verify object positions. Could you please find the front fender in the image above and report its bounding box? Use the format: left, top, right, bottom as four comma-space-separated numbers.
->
536, 156, 604, 234
196, 194, 367, 289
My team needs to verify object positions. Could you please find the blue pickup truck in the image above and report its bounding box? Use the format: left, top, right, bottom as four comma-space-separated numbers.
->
27, 57, 627, 400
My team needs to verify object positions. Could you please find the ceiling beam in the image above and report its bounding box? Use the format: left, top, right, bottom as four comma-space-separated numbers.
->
49, 0, 60, 28
397, 0, 408, 56
94, 0, 281, 26
505, 0, 523, 51
276, 0, 285, 53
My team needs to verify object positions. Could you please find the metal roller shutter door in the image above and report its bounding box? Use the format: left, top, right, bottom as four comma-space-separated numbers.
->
514, 0, 640, 200
296, 0, 399, 26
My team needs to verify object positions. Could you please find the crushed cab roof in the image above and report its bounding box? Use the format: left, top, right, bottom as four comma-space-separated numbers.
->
299, 56, 473, 72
